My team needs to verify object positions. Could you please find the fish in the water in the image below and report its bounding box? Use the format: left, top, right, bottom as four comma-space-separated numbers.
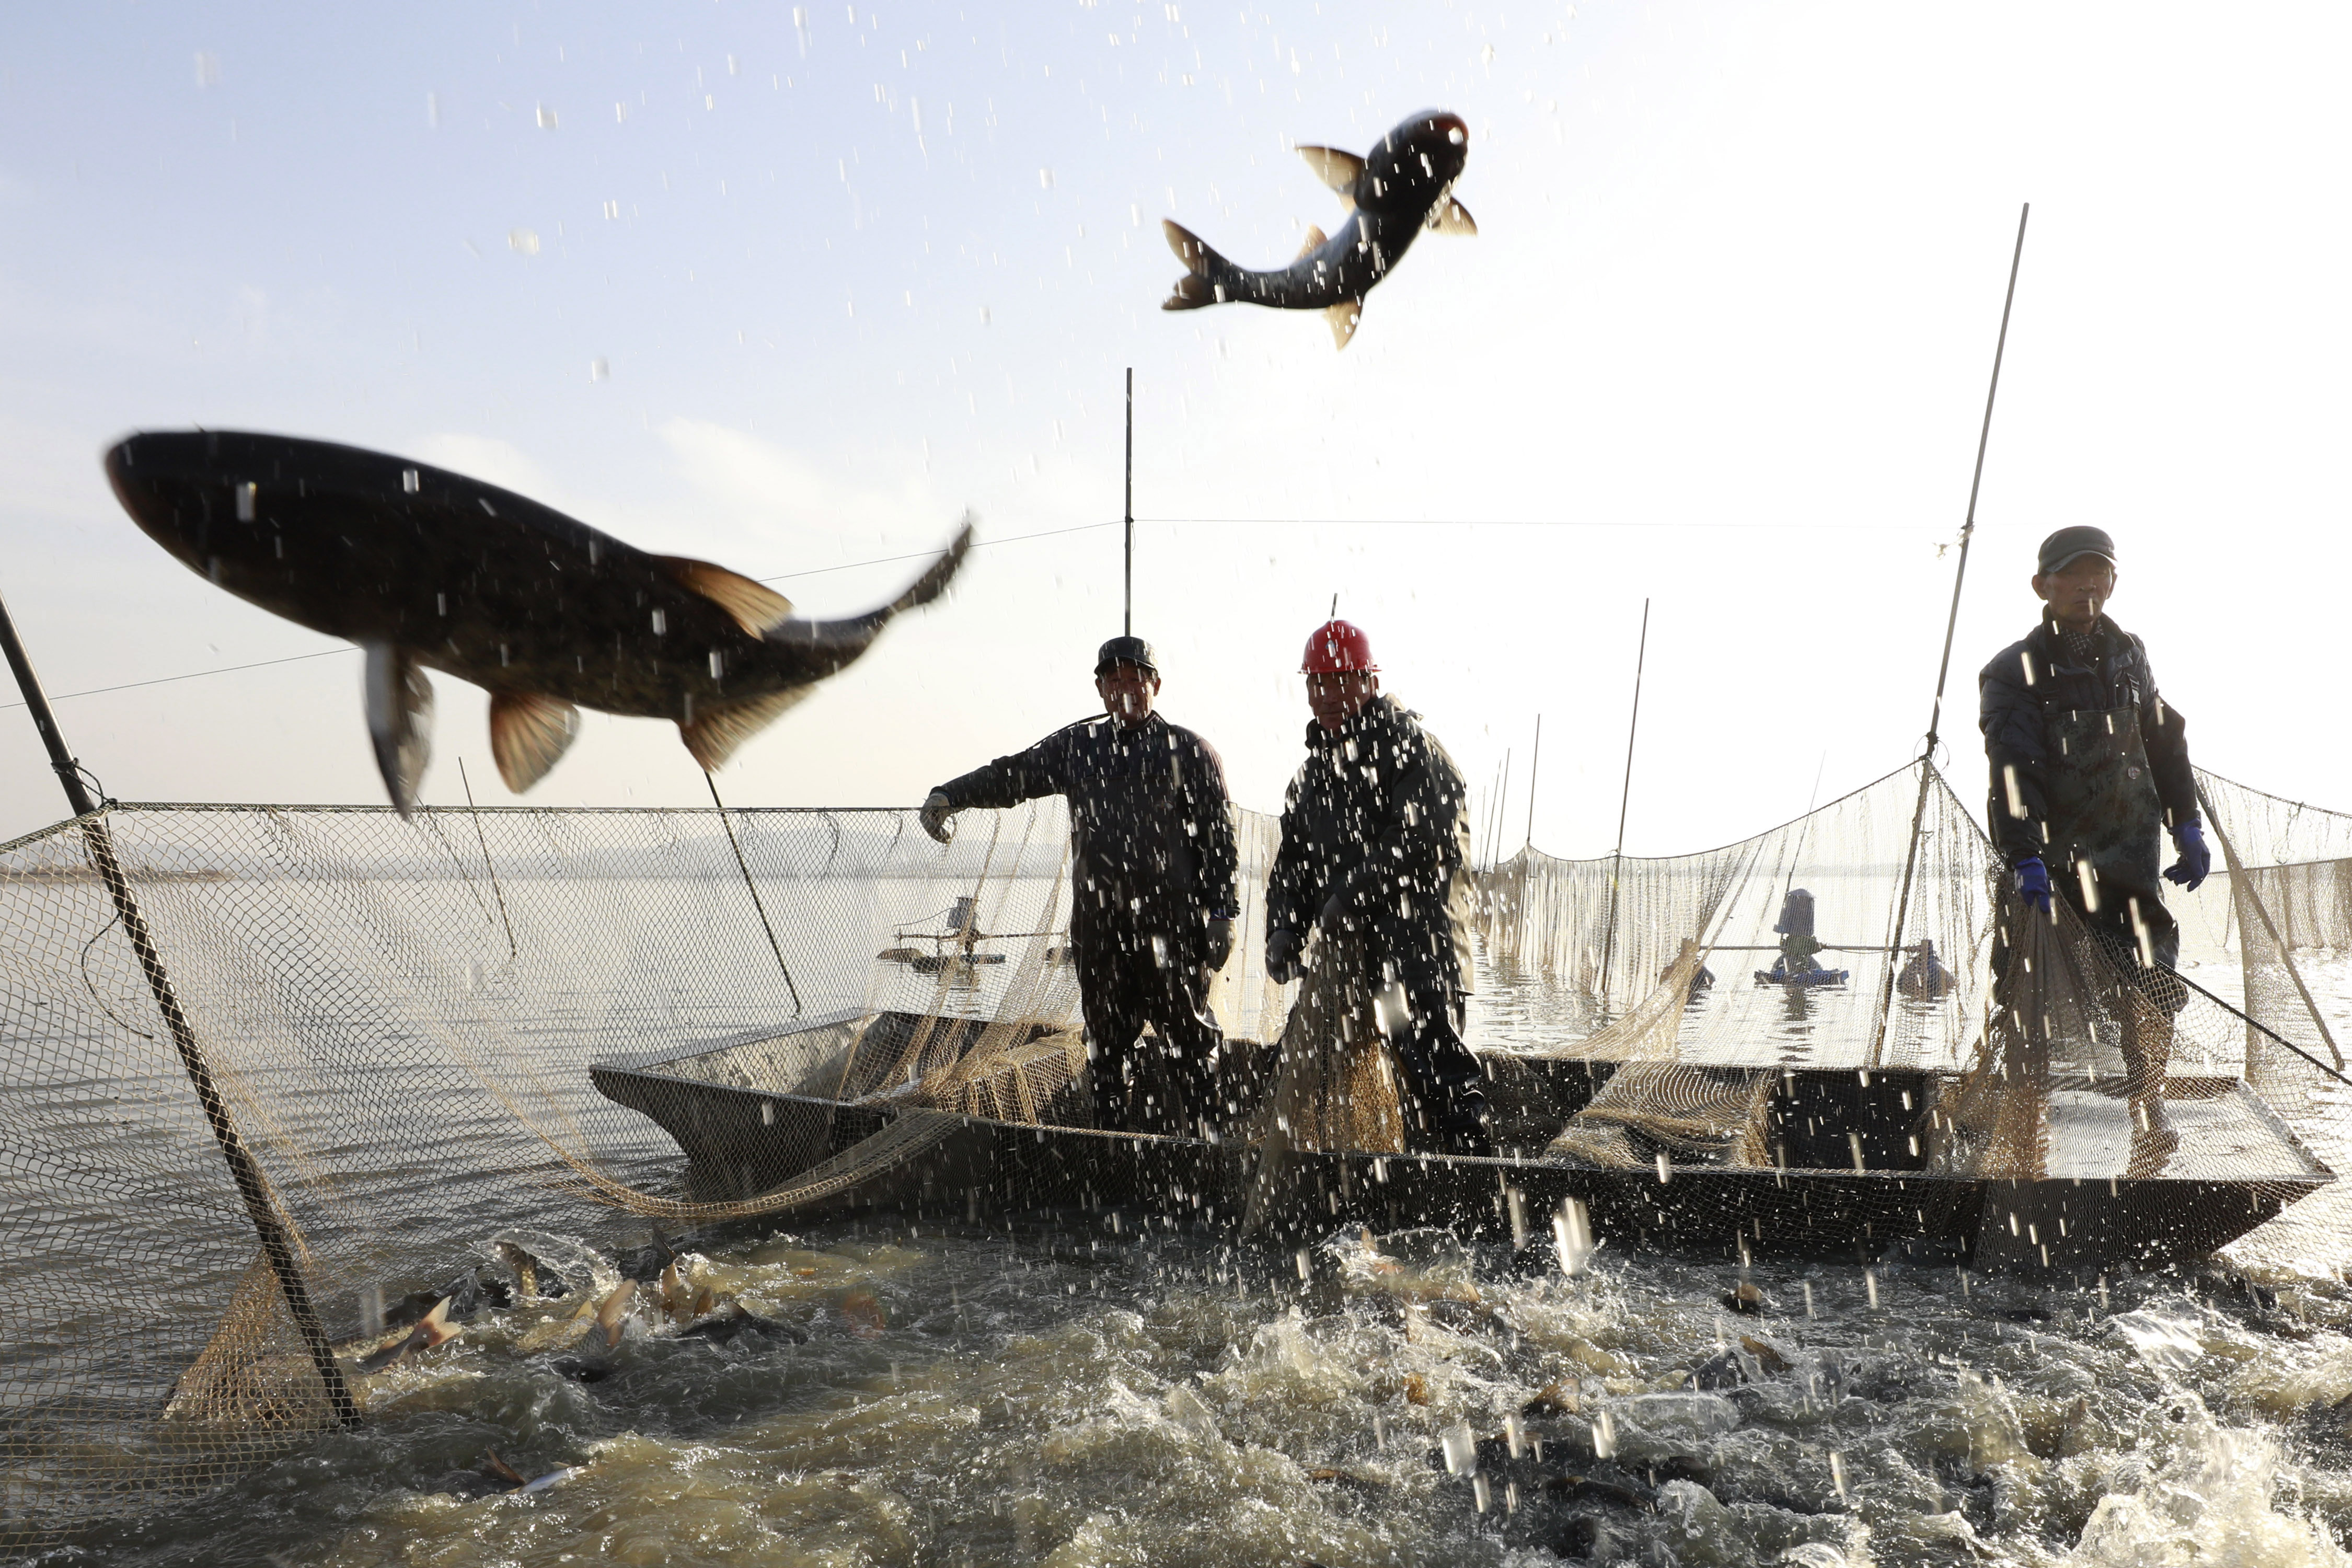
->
594, 1280, 637, 1350
354, 1296, 461, 1373
1161, 109, 1475, 348
676, 1303, 810, 1347
103, 430, 974, 813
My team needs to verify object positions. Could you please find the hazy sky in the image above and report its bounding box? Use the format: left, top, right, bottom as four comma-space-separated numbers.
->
2, 3, 2346, 855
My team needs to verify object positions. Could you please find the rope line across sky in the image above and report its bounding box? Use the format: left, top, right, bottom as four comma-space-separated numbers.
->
3, 513, 1948, 710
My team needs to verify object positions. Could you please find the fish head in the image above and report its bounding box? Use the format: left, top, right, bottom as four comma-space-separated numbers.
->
102, 429, 430, 636
1359, 110, 1468, 214
105, 430, 267, 578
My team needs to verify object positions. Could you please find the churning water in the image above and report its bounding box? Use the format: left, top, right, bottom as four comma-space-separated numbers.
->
37, 956, 2352, 1567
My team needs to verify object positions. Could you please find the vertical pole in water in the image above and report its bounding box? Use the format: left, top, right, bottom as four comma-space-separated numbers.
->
1523, 716, 1542, 850
704, 769, 804, 1016
1493, 748, 1512, 867
1123, 367, 1135, 638
1873, 202, 2030, 1067
0, 587, 358, 1426
1597, 599, 1652, 1022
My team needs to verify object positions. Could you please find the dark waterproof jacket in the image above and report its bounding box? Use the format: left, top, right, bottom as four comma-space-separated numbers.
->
1269, 695, 1474, 993
936, 712, 1238, 928
1978, 614, 2196, 870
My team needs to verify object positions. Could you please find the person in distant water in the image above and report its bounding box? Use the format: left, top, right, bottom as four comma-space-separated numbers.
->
1979, 526, 2208, 1146
919, 637, 1237, 1135
1265, 619, 1491, 1156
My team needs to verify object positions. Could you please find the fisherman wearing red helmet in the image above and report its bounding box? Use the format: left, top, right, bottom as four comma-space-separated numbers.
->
1266, 619, 1492, 1156
918, 636, 1237, 1136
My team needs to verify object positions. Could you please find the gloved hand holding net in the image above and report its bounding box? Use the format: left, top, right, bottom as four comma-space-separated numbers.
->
2165, 819, 2211, 891
2014, 856, 2053, 915
918, 790, 957, 844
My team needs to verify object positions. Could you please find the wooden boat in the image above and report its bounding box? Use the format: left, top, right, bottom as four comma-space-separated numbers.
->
591, 1006, 2333, 1273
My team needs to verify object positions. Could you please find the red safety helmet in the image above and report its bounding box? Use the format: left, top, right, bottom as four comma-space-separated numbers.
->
1301, 618, 1378, 674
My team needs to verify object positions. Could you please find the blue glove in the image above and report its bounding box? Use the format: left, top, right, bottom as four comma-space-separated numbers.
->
2014, 857, 2053, 916
2165, 819, 2212, 891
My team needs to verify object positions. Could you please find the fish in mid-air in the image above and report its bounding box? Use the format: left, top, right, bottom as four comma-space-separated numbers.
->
1161, 109, 1476, 348
105, 430, 973, 813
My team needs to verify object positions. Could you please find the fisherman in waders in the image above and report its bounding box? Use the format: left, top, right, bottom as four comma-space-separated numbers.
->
919, 637, 1237, 1135
1265, 620, 1492, 1156
1979, 526, 2209, 1158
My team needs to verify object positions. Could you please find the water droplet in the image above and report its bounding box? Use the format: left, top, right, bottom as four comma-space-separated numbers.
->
509, 228, 540, 257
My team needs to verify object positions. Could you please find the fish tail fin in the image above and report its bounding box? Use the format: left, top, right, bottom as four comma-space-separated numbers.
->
1161, 220, 1230, 310
886, 512, 974, 616
686, 515, 972, 773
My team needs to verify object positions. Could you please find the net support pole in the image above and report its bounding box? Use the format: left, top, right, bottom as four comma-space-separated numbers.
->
1872, 202, 2030, 1067
703, 769, 804, 1015
0, 586, 359, 1426
1123, 367, 1134, 637
1523, 715, 1542, 849
1596, 598, 1651, 1022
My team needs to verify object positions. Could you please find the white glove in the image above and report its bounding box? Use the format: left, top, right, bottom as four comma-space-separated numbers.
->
918, 790, 957, 844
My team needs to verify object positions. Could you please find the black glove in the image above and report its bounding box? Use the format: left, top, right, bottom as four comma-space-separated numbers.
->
1203, 916, 1235, 972
1265, 927, 1302, 985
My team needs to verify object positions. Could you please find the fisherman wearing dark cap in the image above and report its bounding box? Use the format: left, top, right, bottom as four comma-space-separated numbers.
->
919, 637, 1237, 1134
1979, 526, 2208, 1146
1265, 619, 1492, 1156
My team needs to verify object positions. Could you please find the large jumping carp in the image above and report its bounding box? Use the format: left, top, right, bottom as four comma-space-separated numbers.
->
105, 429, 971, 812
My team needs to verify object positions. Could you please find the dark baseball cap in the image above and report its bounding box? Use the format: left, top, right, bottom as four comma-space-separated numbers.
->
2037, 526, 2116, 575
1094, 635, 1158, 675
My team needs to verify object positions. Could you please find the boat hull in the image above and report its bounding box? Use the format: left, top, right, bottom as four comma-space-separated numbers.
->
591, 1026, 2327, 1272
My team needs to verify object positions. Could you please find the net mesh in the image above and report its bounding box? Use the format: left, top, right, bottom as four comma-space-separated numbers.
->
1475, 762, 2348, 1258
0, 794, 1289, 1553
3, 761, 2349, 1550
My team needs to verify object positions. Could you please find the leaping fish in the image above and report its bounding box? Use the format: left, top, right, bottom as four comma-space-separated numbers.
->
103, 430, 973, 813
1161, 109, 1476, 349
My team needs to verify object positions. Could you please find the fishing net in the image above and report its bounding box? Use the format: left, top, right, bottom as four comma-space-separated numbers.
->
0, 794, 1290, 1554
1476, 762, 2349, 1264
5, 760, 2350, 1552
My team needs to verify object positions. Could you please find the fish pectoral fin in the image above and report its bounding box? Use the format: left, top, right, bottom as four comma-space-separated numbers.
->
679, 687, 813, 773
1295, 224, 1329, 261
1428, 195, 1478, 236
1325, 297, 1365, 350
1296, 145, 1363, 205
488, 691, 581, 793
655, 555, 794, 637
363, 644, 434, 817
